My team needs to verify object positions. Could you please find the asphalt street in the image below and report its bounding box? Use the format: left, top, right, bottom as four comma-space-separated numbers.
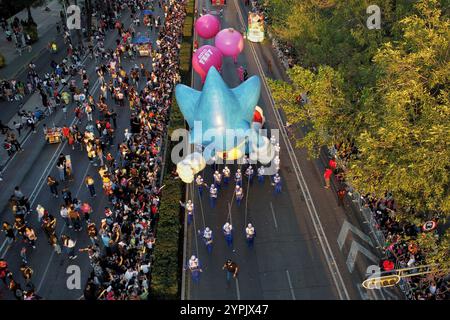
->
0, 2, 89, 124
184, 0, 403, 300
0, 5, 164, 300
0, 0, 405, 300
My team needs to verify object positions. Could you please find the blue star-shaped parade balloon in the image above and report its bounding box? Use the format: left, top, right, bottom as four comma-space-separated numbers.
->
174, 67, 274, 183
175, 66, 261, 151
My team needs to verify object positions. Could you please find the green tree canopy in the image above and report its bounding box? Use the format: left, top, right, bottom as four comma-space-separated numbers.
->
347, 0, 450, 217
268, 0, 450, 218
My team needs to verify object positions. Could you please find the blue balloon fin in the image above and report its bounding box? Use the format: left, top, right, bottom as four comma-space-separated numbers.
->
232, 75, 261, 123
175, 84, 201, 127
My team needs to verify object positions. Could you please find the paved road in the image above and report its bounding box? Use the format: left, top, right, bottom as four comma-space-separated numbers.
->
0, 0, 78, 124
0, 5, 165, 300
184, 0, 403, 300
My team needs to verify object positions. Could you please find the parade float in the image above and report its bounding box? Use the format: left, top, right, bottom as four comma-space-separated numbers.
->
132, 35, 152, 56
215, 28, 244, 64
192, 45, 223, 83
142, 9, 153, 27
246, 12, 265, 43
174, 67, 274, 183
194, 14, 221, 39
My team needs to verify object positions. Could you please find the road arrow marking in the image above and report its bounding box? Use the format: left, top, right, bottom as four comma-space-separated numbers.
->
346, 241, 379, 273
337, 220, 374, 250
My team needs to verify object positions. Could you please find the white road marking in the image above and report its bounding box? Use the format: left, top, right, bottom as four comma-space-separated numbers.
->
346, 241, 379, 273
269, 202, 278, 229
36, 162, 91, 293
285, 270, 296, 300
337, 220, 374, 250
233, 0, 350, 300
235, 277, 241, 300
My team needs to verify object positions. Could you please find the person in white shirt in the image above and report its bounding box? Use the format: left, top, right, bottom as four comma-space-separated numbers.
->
270, 134, 277, 145
124, 267, 138, 285
188, 255, 199, 270
273, 173, 282, 194
124, 128, 132, 142
61, 235, 77, 259
274, 142, 280, 155
187, 255, 202, 283
245, 223, 256, 248
140, 262, 151, 274
274, 155, 280, 172
235, 185, 244, 206
407, 254, 416, 268
223, 222, 233, 248
257, 166, 265, 184
235, 169, 242, 187
60, 205, 70, 228
201, 227, 213, 254
100, 83, 107, 99
36, 204, 46, 222
196, 175, 206, 197
222, 166, 231, 185
209, 184, 218, 208
180, 200, 194, 225
241, 155, 249, 166
213, 171, 222, 189
245, 165, 254, 184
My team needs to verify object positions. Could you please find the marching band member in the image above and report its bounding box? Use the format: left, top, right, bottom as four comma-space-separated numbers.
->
245, 165, 254, 184
273, 173, 282, 194
274, 155, 281, 173
187, 255, 202, 283
180, 200, 194, 225
235, 185, 244, 206
223, 222, 233, 248
196, 174, 206, 197
235, 169, 242, 187
213, 170, 222, 190
274, 142, 280, 155
245, 223, 256, 248
209, 184, 218, 208
222, 166, 231, 185
257, 165, 265, 184
201, 227, 213, 254
270, 134, 277, 145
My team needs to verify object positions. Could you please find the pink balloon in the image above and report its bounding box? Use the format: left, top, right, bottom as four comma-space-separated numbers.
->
195, 14, 221, 39
192, 45, 223, 83
215, 28, 244, 59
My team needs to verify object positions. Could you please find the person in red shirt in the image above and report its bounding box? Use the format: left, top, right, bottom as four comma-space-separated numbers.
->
337, 187, 346, 206
329, 158, 337, 171
324, 168, 333, 189
62, 126, 70, 140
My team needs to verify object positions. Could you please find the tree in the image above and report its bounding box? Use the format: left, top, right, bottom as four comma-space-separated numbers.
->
266, 0, 450, 282
268, 65, 351, 157
267, 0, 450, 220
346, 0, 450, 218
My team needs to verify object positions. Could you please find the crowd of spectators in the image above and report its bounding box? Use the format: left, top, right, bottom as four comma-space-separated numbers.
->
82, 0, 187, 300
331, 143, 449, 300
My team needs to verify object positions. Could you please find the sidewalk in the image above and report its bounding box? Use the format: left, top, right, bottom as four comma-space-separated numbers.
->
0, 0, 62, 80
